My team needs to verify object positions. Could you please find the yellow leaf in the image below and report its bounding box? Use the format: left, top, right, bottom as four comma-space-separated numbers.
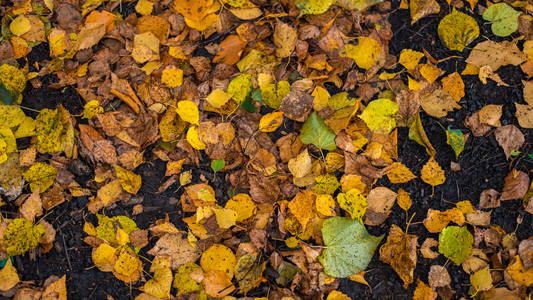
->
3, 218, 45, 256
506, 255, 533, 286
456, 200, 475, 214
399, 49, 424, 70
168, 46, 187, 60
316, 194, 336, 217
173, 262, 201, 295
326, 290, 351, 300
337, 188, 367, 221
438, 9, 479, 52
186, 126, 206, 150
113, 248, 142, 283
385, 162, 416, 183
412, 279, 437, 300
229, 7, 263, 20
441, 72, 464, 102
288, 190, 316, 229
0, 128, 16, 154
259, 111, 284, 132
397, 188, 412, 211
141, 257, 172, 299
114, 165, 142, 194
135, 0, 154, 15
48, 28, 70, 57
227, 73, 252, 104
35, 108, 65, 154
42, 275, 67, 300
183, 13, 219, 31
10, 15, 31, 36
206, 89, 233, 108
223, 0, 254, 8
213, 207, 237, 229
421, 157, 446, 187
176, 100, 199, 125
14, 116, 35, 138
132, 32, 160, 64
285, 236, 299, 248
82, 100, 103, 119
358, 98, 399, 134
348, 271, 370, 288
312, 86, 330, 111
200, 244, 236, 279
23, 162, 57, 193
470, 266, 492, 292
419, 64, 441, 83
97, 180, 123, 207
161, 66, 183, 88
343, 37, 382, 69
408, 76, 421, 91
141, 61, 163, 75
0, 259, 19, 292
423, 208, 465, 233
0, 104, 25, 129
115, 227, 130, 246
225, 193, 257, 222
173, 0, 214, 21
93, 243, 117, 272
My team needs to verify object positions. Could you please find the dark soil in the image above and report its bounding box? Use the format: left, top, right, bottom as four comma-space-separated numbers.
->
8, 0, 532, 299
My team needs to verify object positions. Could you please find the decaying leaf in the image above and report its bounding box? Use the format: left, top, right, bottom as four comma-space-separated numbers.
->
438, 9, 479, 51
380, 224, 417, 288
500, 169, 530, 201
494, 125, 524, 159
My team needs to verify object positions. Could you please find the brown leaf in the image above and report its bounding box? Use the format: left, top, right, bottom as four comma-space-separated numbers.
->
500, 169, 530, 201
524, 81, 533, 106
518, 239, 533, 271
213, 35, 247, 65
428, 265, 451, 288
77, 22, 106, 50
147, 233, 201, 270
420, 89, 461, 118
479, 189, 500, 209
479, 104, 502, 127
466, 41, 527, 71
464, 111, 491, 136
494, 125, 524, 159
274, 22, 297, 58
515, 103, 533, 129
279, 91, 314, 122
420, 238, 439, 259
410, 0, 440, 24
380, 224, 417, 288
20, 189, 43, 222
366, 187, 397, 214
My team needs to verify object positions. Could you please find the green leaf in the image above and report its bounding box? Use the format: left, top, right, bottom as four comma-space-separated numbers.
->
408, 113, 436, 157
227, 73, 252, 104
438, 226, 473, 265
358, 98, 398, 134
319, 217, 383, 277
482, 3, 521, 37
438, 9, 479, 51
299, 111, 337, 151
445, 127, 465, 159
240, 97, 258, 112
211, 159, 225, 173
0, 82, 17, 105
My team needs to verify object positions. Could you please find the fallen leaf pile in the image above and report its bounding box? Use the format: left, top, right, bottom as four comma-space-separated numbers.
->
0, 0, 532, 298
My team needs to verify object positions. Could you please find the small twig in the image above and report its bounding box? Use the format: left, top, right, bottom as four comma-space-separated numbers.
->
61, 232, 72, 271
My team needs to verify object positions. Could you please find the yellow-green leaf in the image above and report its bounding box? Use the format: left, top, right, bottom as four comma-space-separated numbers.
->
358, 98, 399, 134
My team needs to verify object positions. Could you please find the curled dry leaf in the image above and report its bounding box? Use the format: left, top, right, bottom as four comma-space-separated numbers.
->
423, 208, 465, 233
420, 238, 439, 259
410, 0, 440, 24
479, 189, 500, 209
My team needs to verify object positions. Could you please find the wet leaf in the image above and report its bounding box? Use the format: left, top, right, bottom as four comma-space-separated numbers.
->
428, 265, 450, 288
299, 111, 337, 151
186, 126, 207, 150
10, 15, 31, 36
421, 157, 445, 187
438, 226, 473, 265
380, 224, 417, 288
358, 98, 399, 134
483, 3, 521, 37
319, 217, 383, 278
438, 9, 479, 51
203, 270, 235, 298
